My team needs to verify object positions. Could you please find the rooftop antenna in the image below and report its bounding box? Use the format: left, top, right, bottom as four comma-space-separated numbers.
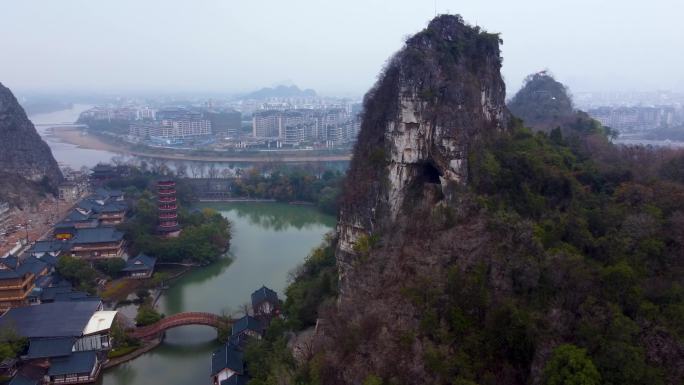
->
434, 0, 437, 16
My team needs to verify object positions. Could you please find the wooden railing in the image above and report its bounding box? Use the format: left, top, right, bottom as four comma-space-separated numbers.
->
130, 312, 229, 339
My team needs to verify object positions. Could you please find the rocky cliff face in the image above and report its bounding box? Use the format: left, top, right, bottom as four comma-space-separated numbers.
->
336, 15, 510, 295
316, 15, 512, 384
0, 83, 62, 206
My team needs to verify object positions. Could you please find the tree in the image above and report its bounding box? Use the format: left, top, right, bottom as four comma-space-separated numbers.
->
543, 344, 601, 385
95, 258, 126, 277
135, 305, 162, 326
0, 326, 27, 361
57, 256, 98, 293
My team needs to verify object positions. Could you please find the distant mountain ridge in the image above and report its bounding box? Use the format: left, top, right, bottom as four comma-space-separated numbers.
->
0, 82, 63, 206
243, 85, 317, 100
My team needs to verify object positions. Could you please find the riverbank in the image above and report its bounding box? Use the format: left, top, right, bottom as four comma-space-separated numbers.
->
46, 126, 122, 152
104, 337, 163, 369
48, 126, 353, 163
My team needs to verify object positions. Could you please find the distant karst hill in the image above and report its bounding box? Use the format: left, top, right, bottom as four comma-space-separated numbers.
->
243, 85, 317, 100
0, 83, 63, 206
508, 71, 588, 132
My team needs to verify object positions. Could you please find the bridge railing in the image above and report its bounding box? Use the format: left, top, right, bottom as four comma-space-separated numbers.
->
130, 312, 228, 339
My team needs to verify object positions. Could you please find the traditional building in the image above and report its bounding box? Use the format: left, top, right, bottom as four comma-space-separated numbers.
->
211, 344, 245, 385
230, 315, 263, 342
26, 240, 71, 259
45, 351, 101, 385
77, 190, 127, 226
157, 180, 181, 237
69, 227, 125, 259
121, 254, 156, 279
0, 256, 51, 312
90, 164, 116, 185
1, 302, 114, 385
250, 286, 280, 319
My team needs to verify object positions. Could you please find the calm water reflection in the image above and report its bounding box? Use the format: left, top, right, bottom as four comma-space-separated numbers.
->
98, 202, 334, 385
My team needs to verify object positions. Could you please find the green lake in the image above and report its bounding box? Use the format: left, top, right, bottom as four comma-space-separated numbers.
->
97, 202, 335, 385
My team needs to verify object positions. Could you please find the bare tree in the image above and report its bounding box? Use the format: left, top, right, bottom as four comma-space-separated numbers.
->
158, 159, 170, 176
190, 162, 202, 179
174, 161, 188, 178
237, 302, 252, 317
111, 155, 124, 167
207, 162, 219, 179
149, 158, 163, 174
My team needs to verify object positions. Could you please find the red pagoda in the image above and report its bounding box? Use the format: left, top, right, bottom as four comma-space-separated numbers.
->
157, 180, 181, 237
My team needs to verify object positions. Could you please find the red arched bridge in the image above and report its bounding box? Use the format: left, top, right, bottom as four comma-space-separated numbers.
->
130, 312, 230, 339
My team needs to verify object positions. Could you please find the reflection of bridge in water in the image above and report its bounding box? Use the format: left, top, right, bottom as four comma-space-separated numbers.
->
130, 312, 231, 339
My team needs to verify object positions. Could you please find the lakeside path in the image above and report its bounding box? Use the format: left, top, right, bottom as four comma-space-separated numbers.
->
48, 126, 353, 163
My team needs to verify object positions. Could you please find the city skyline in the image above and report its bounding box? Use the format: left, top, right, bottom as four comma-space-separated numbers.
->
1, 0, 683, 97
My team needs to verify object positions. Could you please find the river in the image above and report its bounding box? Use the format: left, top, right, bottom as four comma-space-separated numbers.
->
28, 106, 349, 172
97, 202, 335, 385
29, 104, 122, 169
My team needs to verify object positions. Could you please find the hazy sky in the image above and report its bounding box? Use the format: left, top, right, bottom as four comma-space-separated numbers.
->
1, 0, 682, 97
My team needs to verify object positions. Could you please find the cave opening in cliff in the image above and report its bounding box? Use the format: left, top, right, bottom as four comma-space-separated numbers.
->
420, 161, 442, 184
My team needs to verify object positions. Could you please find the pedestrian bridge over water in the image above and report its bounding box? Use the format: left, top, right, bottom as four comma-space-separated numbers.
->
130, 312, 229, 339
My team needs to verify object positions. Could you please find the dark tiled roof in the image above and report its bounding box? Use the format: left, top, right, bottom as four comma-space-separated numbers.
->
251, 286, 278, 307
211, 344, 243, 375
95, 202, 127, 214
0, 255, 46, 280
34, 274, 53, 289
47, 351, 97, 376
9, 374, 38, 385
27, 240, 70, 254
54, 291, 100, 302
221, 375, 249, 385
40, 286, 73, 302
94, 188, 123, 200
71, 227, 123, 244
0, 256, 19, 270
26, 337, 75, 359
122, 254, 156, 272
15, 257, 48, 276
54, 222, 76, 230
228, 333, 250, 350
38, 254, 58, 267
231, 315, 262, 336
0, 269, 21, 280
0, 302, 100, 338
66, 209, 93, 222
39, 284, 98, 303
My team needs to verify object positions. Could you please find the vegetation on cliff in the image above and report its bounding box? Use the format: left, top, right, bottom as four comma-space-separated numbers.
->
243, 14, 684, 385
0, 82, 63, 206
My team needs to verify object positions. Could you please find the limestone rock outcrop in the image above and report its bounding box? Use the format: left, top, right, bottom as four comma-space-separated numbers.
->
336, 15, 510, 295
0, 83, 63, 206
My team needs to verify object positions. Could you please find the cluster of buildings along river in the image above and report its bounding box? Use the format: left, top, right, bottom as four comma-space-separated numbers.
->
0, 160, 336, 385
0, 106, 337, 385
